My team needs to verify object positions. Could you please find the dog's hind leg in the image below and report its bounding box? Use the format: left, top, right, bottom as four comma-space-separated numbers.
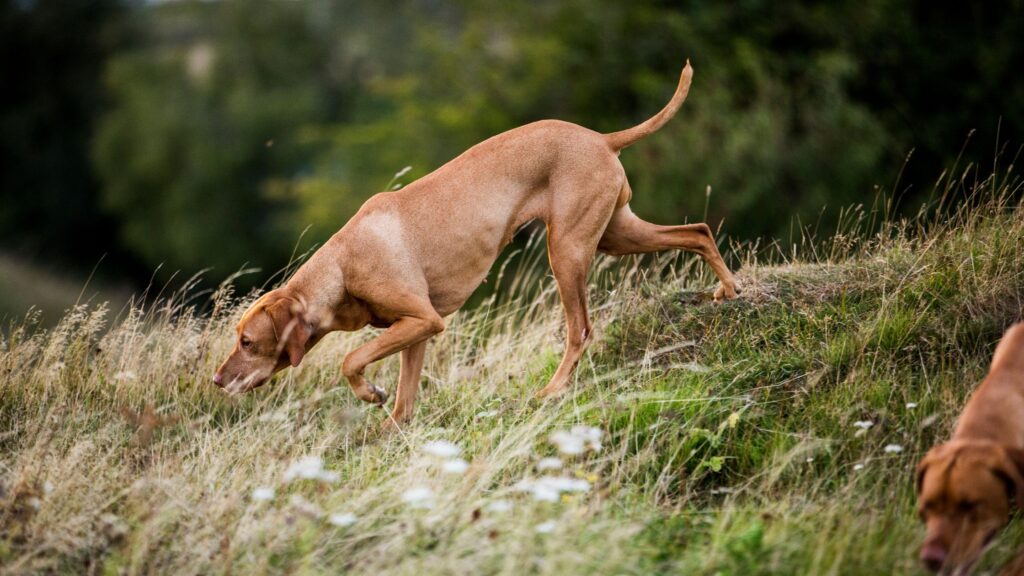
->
598, 204, 739, 300
536, 242, 595, 398
535, 179, 618, 398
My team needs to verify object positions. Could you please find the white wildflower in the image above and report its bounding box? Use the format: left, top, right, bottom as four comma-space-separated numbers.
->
550, 431, 585, 455
423, 440, 461, 458
515, 475, 591, 502
906, 402, 918, 409
853, 420, 874, 429
537, 457, 563, 471
853, 463, 865, 471
283, 456, 338, 483
328, 512, 358, 527
805, 457, 815, 463
289, 494, 322, 518
441, 458, 469, 475
549, 425, 602, 455
884, 444, 904, 454
485, 499, 513, 513
402, 486, 435, 509
535, 521, 557, 534
252, 487, 275, 502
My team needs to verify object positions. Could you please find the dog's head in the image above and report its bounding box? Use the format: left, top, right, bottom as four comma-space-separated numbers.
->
916, 440, 1024, 572
213, 289, 311, 394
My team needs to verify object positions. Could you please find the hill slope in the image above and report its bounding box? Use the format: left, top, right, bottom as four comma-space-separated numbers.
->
1, 187, 1023, 575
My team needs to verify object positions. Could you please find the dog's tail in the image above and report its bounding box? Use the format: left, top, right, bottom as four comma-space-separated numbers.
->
603, 60, 693, 152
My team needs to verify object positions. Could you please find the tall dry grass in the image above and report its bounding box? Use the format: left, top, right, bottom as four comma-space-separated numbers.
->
1, 163, 1023, 575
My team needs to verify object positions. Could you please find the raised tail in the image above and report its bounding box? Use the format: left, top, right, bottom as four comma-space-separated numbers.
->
603, 60, 693, 151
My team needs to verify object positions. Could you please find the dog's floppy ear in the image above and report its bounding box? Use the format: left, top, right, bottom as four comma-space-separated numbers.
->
917, 444, 948, 495
264, 297, 311, 367
997, 446, 1024, 507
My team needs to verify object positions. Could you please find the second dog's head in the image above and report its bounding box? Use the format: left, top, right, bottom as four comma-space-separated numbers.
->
916, 440, 1024, 573
213, 289, 311, 394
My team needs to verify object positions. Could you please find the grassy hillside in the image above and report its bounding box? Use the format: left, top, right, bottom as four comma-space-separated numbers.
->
1, 172, 1023, 575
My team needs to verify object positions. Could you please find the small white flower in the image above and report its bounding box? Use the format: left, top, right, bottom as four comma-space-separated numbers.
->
485, 499, 513, 513
906, 402, 918, 409
318, 470, 340, 483
114, 370, 136, 382
289, 494, 322, 518
252, 487, 275, 501
423, 440, 461, 458
328, 512, 357, 527
441, 458, 469, 475
284, 456, 323, 481
572, 425, 603, 447
549, 426, 602, 455
515, 475, 591, 502
283, 456, 338, 483
805, 457, 815, 463
536, 457, 563, 471
853, 420, 874, 429
884, 444, 904, 454
853, 463, 865, 471
549, 431, 585, 455
402, 486, 435, 509
532, 484, 561, 502
535, 521, 557, 534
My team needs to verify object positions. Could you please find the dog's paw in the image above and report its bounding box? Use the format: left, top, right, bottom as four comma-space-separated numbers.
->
355, 382, 389, 405
714, 282, 741, 301
381, 410, 412, 433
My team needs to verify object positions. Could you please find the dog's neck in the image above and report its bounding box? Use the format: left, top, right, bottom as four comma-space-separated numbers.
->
284, 248, 372, 334
954, 369, 1024, 447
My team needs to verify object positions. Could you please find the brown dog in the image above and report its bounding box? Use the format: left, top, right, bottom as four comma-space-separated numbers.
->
213, 62, 739, 426
917, 323, 1024, 573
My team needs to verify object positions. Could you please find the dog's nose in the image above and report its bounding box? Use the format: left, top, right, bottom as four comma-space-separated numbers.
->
213, 372, 224, 387
920, 544, 947, 572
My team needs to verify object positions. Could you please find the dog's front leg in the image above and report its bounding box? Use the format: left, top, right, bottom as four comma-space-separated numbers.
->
382, 339, 427, 431
341, 313, 444, 406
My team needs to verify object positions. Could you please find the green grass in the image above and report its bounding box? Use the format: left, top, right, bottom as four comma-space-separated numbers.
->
1, 171, 1023, 575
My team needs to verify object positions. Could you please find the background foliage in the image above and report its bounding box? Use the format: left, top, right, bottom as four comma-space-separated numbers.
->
2, 0, 1023, 296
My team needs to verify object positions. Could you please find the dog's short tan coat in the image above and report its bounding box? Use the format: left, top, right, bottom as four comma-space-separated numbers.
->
214, 62, 739, 426
917, 323, 1024, 573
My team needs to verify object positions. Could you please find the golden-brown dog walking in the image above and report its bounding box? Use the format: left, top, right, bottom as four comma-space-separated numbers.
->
213, 62, 740, 427
916, 323, 1024, 573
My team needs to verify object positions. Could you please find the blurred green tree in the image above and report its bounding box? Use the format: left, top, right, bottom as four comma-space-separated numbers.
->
85, 0, 1024, 287
0, 0, 126, 267
94, 1, 332, 277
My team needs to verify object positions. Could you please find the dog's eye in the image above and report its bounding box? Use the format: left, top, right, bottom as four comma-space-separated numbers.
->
957, 500, 978, 513
240, 337, 253, 349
